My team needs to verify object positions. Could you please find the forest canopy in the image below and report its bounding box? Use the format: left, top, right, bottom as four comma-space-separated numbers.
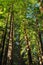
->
0, 0, 43, 65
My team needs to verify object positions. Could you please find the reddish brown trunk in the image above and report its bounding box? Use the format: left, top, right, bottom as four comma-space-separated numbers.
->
6, 4, 14, 65
24, 24, 32, 65
36, 19, 43, 65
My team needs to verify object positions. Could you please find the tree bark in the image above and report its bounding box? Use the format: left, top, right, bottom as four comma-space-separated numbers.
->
23, 20, 32, 65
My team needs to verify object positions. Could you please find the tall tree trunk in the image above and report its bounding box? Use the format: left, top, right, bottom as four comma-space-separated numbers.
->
36, 18, 43, 65
6, 4, 14, 65
0, 15, 9, 65
38, 31, 43, 65
23, 20, 32, 65
38, 1, 43, 64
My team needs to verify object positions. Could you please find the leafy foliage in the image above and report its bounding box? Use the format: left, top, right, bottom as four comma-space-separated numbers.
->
0, 0, 43, 65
